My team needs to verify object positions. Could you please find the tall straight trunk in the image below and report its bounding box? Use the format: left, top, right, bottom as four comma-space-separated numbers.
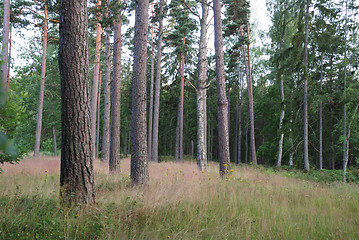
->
244, 19, 257, 166
319, 55, 323, 170
151, 0, 164, 163
196, 0, 208, 171
175, 105, 180, 162
34, 4, 48, 158
53, 126, 57, 156
59, 0, 95, 205
95, 72, 102, 157
303, 0, 310, 171
109, 2, 122, 174
179, 42, 186, 162
1, 0, 10, 91
276, 16, 286, 167
213, 0, 231, 176
148, 13, 155, 161
130, 0, 149, 185
236, 55, 245, 164
91, 0, 102, 160
101, 30, 112, 162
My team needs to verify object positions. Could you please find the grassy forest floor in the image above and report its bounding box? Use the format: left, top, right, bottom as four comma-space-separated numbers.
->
0, 156, 359, 239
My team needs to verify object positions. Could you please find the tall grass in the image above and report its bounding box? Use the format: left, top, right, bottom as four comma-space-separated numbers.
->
0, 157, 358, 239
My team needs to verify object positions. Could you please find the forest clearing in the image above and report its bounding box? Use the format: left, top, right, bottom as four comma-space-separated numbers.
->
1, 157, 358, 239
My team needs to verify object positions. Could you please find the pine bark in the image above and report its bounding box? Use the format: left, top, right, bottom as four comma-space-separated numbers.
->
148, 14, 155, 161
213, 0, 231, 176
101, 30, 112, 162
131, 0, 149, 185
91, 0, 102, 160
303, 0, 310, 171
95, 72, 102, 157
151, 0, 164, 163
109, 2, 122, 174
1, 0, 10, 91
319, 55, 323, 170
34, 5, 48, 158
196, 0, 208, 171
59, 0, 95, 205
179, 42, 186, 162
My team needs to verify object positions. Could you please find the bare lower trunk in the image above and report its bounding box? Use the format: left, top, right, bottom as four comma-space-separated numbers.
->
101, 30, 112, 162
196, 0, 208, 171
109, 4, 122, 174
1, 0, 10, 91
95, 72, 102, 158
151, 0, 164, 163
319, 55, 323, 170
303, 0, 310, 171
130, 0, 149, 185
34, 5, 48, 158
179, 51, 185, 162
91, 0, 102, 160
59, 0, 95, 205
213, 0, 231, 176
175, 106, 180, 162
148, 12, 155, 161
53, 126, 57, 156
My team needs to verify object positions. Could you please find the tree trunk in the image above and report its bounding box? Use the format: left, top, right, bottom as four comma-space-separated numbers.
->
319, 55, 323, 170
91, 0, 102, 160
244, 20, 257, 166
151, 0, 164, 163
303, 0, 310, 171
59, 0, 95, 205
148, 11, 155, 161
34, 4, 48, 158
236, 53, 245, 164
213, 0, 231, 177
175, 105, 180, 162
196, 0, 208, 171
109, 1, 122, 174
1, 0, 10, 91
179, 44, 185, 162
131, 0, 149, 185
101, 30, 112, 162
96, 72, 102, 158
53, 126, 57, 156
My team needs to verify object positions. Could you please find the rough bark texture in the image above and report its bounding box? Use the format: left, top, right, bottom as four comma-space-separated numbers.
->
109, 4, 122, 174
303, 0, 310, 171
148, 16, 155, 161
131, 0, 149, 185
101, 30, 112, 162
196, 0, 208, 171
91, 0, 102, 160
245, 20, 257, 166
213, 0, 231, 176
59, 0, 95, 205
151, 0, 164, 163
319, 55, 323, 170
34, 5, 48, 158
95, 72, 102, 157
1, 0, 10, 91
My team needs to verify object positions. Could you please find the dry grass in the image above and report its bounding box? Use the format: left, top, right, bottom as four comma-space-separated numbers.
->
1, 157, 359, 239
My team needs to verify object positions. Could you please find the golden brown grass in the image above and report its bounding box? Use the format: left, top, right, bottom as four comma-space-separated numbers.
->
1, 157, 359, 239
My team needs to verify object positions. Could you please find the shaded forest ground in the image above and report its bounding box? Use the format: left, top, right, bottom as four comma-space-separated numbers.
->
1, 157, 359, 239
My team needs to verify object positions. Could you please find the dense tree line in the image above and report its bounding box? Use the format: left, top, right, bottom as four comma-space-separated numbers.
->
1, 0, 358, 203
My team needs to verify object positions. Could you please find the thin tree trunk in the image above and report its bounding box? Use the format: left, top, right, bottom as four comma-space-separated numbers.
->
109, 1, 122, 174
101, 29, 112, 162
237, 55, 245, 164
53, 126, 57, 156
131, 0, 149, 185
175, 105, 180, 162
179, 44, 186, 162
91, 0, 102, 160
244, 19, 257, 166
1, 0, 10, 91
196, 0, 208, 171
303, 0, 310, 171
213, 0, 231, 176
148, 9, 155, 162
151, 0, 164, 163
34, 4, 48, 158
319, 55, 323, 170
276, 15, 286, 167
59, 0, 95, 205
95, 72, 102, 158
